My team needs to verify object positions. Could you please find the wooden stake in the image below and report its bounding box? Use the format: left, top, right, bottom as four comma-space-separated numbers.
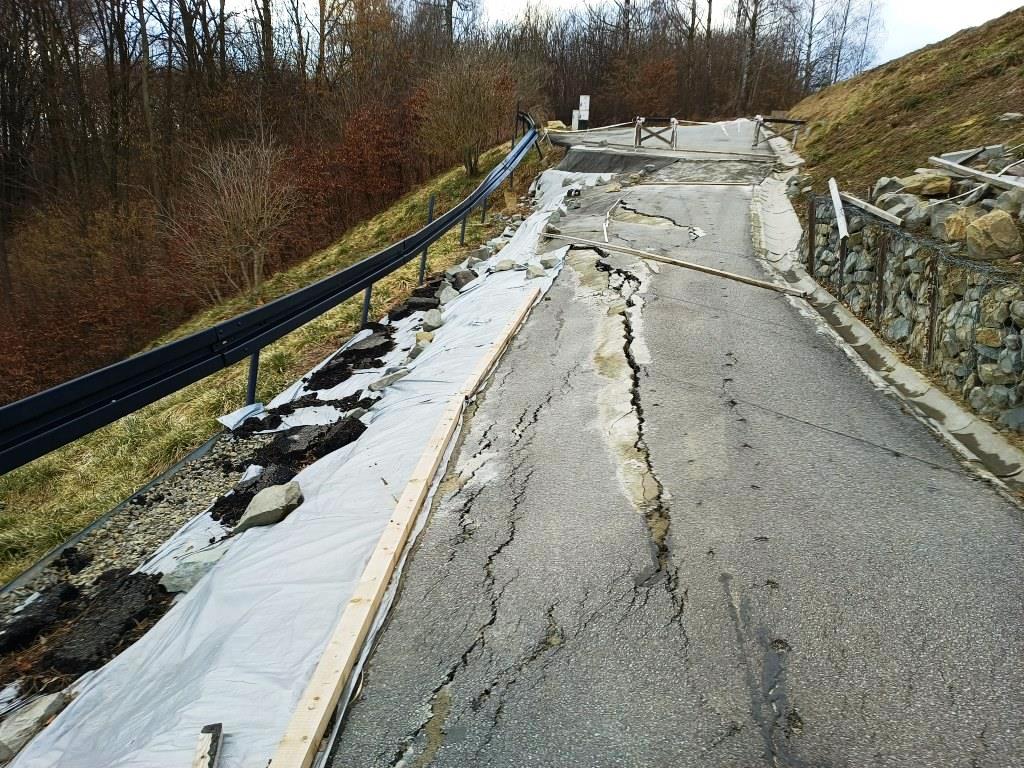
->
838, 191, 902, 226
542, 233, 808, 298
192, 724, 223, 768
928, 156, 1024, 193
271, 288, 542, 768
828, 178, 849, 241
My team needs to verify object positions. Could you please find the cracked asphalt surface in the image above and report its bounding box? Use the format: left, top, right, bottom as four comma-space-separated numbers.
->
329, 134, 1024, 767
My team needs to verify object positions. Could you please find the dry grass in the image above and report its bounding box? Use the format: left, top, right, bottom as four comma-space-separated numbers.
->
0, 142, 561, 585
790, 7, 1024, 194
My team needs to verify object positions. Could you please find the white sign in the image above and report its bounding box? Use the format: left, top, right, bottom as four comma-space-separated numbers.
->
571, 109, 580, 130
579, 95, 590, 121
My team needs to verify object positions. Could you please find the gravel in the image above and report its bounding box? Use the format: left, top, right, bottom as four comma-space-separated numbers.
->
0, 431, 273, 617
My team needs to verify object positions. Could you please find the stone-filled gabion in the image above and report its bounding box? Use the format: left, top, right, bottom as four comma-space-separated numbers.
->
802, 202, 1024, 432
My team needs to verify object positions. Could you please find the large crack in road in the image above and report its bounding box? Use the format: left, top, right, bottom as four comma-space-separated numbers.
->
330, 142, 1024, 767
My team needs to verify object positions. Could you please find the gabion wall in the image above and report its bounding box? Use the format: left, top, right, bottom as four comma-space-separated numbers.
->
805, 198, 1024, 431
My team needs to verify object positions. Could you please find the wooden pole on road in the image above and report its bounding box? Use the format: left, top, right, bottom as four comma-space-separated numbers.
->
542, 233, 809, 298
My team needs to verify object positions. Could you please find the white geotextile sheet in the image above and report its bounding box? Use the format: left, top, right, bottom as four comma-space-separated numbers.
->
12, 169, 609, 768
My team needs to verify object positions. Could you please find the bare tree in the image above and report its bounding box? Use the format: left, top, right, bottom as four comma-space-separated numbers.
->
416, 54, 525, 175
171, 135, 297, 301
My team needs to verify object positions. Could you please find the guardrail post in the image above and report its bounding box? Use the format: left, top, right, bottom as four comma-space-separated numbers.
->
480, 195, 487, 224
459, 214, 468, 245
510, 101, 521, 186
418, 193, 436, 285
360, 284, 373, 328
245, 350, 260, 405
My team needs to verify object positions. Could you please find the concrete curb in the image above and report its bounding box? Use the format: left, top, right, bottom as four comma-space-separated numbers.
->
751, 169, 1024, 496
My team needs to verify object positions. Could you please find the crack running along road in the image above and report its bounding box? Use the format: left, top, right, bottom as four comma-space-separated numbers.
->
329, 146, 1024, 767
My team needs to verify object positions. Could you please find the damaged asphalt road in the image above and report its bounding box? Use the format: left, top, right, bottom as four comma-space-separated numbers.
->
329, 151, 1024, 767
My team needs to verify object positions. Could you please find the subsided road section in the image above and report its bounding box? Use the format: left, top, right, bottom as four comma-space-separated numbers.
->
329, 145, 1024, 767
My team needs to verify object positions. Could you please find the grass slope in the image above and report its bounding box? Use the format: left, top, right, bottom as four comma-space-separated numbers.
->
0, 142, 559, 584
790, 8, 1024, 193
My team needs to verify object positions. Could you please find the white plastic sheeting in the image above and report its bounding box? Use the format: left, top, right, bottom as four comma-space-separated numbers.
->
11, 169, 609, 768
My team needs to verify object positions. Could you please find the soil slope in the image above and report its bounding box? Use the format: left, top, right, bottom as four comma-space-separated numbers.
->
790, 8, 1024, 192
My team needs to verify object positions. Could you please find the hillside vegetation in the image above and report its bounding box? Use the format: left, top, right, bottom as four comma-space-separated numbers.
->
0, 144, 558, 585
790, 8, 1024, 193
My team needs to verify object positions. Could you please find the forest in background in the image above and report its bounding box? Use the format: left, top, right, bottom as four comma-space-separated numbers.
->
0, 0, 882, 404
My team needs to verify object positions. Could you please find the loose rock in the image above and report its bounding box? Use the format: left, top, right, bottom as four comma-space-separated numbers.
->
449, 269, 477, 291
368, 368, 410, 391
942, 206, 983, 242
158, 540, 231, 593
0, 692, 69, 762
437, 284, 458, 305
526, 264, 546, 279
965, 209, 1024, 260
235, 482, 304, 533
422, 309, 444, 331
898, 173, 952, 196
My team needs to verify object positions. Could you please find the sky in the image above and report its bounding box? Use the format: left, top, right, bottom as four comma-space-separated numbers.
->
481, 0, 1024, 67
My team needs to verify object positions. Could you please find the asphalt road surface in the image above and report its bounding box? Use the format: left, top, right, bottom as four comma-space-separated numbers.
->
329, 129, 1024, 768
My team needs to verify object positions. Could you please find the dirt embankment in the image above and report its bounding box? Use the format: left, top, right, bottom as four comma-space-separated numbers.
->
790, 8, 1024, 193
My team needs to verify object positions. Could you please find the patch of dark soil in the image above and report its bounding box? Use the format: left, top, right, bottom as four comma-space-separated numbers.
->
237, 390, 376, 430
0, 571, 172, 693
267, 392, 325, 416
232, 411, 284, 438
332, 392, 376, 413
212, 417, 366, 527
0, 583, 81, 654
211, 464, 299, 527
411, 279, 443, 299
129, 490, 163, 506
55, 547, 91, 575
40, 573, 171, 676
251, 418, 367, 470
235, 464, 297, 494
389, 280, 443, 321
208, 490, 253, 526
305, 326, 395, 391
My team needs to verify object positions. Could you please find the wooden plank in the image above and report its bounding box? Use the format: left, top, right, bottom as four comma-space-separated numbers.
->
827, 178, 849, 241
838, 191, 903, 226
271, 288, 542, 768
929, 156, 1024, 193
543, 233, 807, 298
192, 723, 223, 768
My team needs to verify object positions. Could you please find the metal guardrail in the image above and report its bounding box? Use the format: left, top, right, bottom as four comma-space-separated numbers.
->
0, 112, 540, 476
